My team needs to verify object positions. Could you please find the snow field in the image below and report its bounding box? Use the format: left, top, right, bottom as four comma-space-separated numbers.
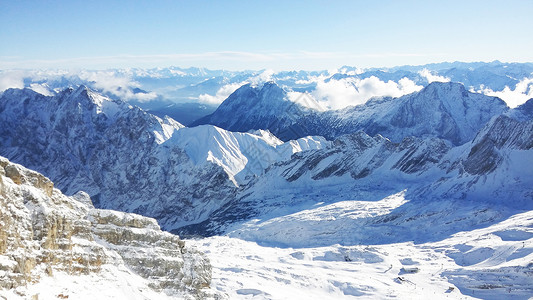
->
189, 204, 533, 299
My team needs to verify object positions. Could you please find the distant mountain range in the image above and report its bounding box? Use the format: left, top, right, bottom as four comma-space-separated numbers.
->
3, 61, 532, 126
194, 81, 509, 145
1, 78, 531, 237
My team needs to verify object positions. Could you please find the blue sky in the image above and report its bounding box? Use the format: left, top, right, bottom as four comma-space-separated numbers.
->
1, 0, 532, 70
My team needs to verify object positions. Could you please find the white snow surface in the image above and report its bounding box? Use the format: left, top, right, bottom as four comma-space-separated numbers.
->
5, 267, 180, 300
189, 192, 533, 299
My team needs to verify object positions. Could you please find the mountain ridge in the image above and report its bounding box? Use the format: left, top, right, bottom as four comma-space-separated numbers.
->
180, 113, 533, 237
0, 86, 326, 231
194, 81, 509, 145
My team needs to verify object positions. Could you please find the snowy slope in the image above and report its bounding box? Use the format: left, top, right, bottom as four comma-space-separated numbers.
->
190, 206, 533, 299
184, 114, 533, 299
168, 125, 328, 184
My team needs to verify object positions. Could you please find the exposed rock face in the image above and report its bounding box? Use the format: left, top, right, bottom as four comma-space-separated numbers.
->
0, 86, 233, 231
279, 132, 452, 183
508, 98, 533, 121
463, 115, 533, 175
0, 156, 214, 299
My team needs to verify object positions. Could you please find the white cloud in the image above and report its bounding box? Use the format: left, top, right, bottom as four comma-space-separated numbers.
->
479, 77, 533, 108
0, 69, 159, 102
312, 76, 422, 110
418, 68, 450, 83
249, 69, 275, 86
77, 70, 157, 102
0, 70, 25, 92
198, 82, 244, 105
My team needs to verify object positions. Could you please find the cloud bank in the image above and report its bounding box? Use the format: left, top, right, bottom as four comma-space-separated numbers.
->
0, 69, 157, 102
198, 82, 244, 105
479, 77, 533, 108
0, 70, 25, 92
418, 69, 450, 83
78, 70, 157, 102
312, 76, 423, 110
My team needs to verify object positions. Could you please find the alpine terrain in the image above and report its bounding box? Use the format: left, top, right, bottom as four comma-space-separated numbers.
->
0, 64, 532, 299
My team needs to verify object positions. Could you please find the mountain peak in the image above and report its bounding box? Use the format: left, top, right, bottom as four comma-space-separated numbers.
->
57, 85, 117, 108
261, 80, 280, 88
419, 81, 468, 97
2, 86, 43, 98
195, 81, 289, 118
192, 81, 309, 140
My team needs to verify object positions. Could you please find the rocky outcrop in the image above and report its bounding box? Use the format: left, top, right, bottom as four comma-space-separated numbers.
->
0, 156, 215, 299
279, 131, 451, 183
463, 115, 533, 175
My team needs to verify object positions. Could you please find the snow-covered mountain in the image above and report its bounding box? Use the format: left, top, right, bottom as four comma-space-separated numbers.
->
0, 86, 327, 231
1, 68, 532, 298
0, 156, 216, 299
180, 113, 533, 237
318, 81, 509, 145
195, 81, 509, 145
0, 83, 529, 237
192, 82, 319, 141
184, 108, 533, 299
388, 60, 533, 90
